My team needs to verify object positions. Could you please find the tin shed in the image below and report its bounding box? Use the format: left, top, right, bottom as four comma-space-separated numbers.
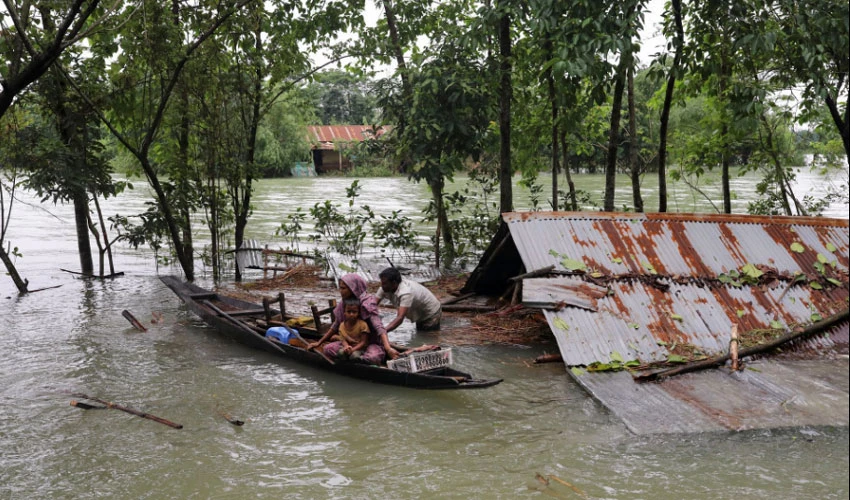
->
464, 212, 849, 434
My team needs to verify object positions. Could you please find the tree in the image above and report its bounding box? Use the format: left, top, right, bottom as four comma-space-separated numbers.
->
655, 0, 684, 212
381, 42, 496, 265
765, 0, 849, 161
305, 69, 377, 125
86, 0, 254, 281
0, 0, 115, 293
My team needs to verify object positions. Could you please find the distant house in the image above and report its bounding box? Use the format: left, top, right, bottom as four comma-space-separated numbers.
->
307, 125, 389, 173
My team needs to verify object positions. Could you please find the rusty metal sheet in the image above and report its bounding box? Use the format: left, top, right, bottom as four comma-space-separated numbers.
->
572, 358, 849, 434
500, 212, 849, 367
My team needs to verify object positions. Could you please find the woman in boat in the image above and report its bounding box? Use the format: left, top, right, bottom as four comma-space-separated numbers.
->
307, 274, 400, 363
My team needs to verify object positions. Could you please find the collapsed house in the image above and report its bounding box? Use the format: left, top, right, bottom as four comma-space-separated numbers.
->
463, 212, 849, 434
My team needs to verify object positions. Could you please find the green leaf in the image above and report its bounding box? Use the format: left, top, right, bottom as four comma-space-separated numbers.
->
670, 313, 683, 321
741, 263, 763, 280
570, 367, 586, 377
627, 322, 639, 329
811, 312, 823, 322
826, 242, 836, 252
790, 242, 805, 253
611, 257, 623, 264
809, 281, 823, 290
813, 262, 825, 275
827, 278, 842, 286
817, 253, 829, 264
737, 309, 746, 318
548, 249, 560, 258
667, 354, 686, 363
770, 320, 783, 329
561, 257, 586, 271
624, 360, 640, 368
641, 261, 657, 275
553, 317, 570, 332
656, 340, 668, 346
718, 273, 732, 284
610, 351, 624, 363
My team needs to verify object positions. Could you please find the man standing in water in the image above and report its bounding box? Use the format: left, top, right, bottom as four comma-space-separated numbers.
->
377, 267, 442, 332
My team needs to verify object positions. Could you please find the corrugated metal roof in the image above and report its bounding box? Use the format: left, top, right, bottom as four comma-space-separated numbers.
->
467, 211, 849, 433
327, 255, 441, 285
307, 125, 388, 150
501, 211, 849, 366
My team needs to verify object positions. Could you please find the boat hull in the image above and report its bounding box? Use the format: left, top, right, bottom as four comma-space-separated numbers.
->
160, 276, 502, 389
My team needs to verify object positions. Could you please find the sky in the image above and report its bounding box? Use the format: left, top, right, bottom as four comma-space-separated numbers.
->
314, 0, 668, 74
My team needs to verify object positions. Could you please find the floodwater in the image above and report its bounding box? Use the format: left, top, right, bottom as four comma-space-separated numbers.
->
1, 171, 848, 499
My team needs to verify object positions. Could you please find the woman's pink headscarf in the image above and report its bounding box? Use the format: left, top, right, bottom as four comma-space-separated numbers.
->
339, 274, 380, 318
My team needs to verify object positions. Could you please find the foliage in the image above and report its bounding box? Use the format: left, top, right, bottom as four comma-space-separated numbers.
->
424, 168, 501, 269
370, 210, 423, 261
302, 69, 378, 125
308, 180, 374, 259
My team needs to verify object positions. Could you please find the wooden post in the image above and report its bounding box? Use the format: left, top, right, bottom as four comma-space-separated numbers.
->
328, 299, 336, 323
262, 297, 272, 324
278, 292, 286, 318
730, 325, 739, 372
263, 245, 269, 280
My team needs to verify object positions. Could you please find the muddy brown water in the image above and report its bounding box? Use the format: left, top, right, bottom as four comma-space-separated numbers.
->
1, 174, 847, 498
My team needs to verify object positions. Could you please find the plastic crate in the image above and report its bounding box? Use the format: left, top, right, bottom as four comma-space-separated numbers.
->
387, 348, 453, 373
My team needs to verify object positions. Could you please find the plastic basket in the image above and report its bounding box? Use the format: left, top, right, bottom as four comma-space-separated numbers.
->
387, 348, 453, 373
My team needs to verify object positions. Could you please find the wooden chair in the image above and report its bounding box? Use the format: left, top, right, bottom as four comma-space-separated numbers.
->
310, 299, 337, 335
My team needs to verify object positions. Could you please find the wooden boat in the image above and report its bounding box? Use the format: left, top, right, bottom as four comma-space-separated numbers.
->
160, 276, 503, 389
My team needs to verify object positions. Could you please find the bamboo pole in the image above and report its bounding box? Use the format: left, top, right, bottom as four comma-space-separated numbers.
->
634, 309, 849, 382
730, 325, 739, 372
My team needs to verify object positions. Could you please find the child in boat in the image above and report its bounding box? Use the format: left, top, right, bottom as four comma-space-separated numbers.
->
323, 298, 370, 361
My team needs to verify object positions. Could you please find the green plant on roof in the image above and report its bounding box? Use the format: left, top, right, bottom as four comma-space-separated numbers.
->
826, 242, 837, 252
570, 367, 586, 377
667, 354, 687, 363
611, 257, 623, 264
770, 319, 783, 329
737, 309, 747, 318
561, 257, 586, 272
740, 263, 763, 285
809, 281, 823, 290
641, 261, 657, 275
553, 317, 570, 332
548, 249, 560, 258
790, 242, 805, 253
814, 261, 826, 275
670, 313, 683, 321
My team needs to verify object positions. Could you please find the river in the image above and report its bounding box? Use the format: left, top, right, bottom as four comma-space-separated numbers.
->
1, 171, 847, 499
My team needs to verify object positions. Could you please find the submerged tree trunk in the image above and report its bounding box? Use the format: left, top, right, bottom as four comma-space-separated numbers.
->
498, 10, 513, 214
561, 130, 577, 210
627, 66, 643, 213
604, 58, 627, 212
0, 245, 28, 294
429, 176, 454, 265
73, 191, 94, 275
545, 39, 559, 210
657, 0, 683, 213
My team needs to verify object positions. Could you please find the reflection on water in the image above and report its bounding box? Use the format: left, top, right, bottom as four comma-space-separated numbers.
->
1, 170, 848, 498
